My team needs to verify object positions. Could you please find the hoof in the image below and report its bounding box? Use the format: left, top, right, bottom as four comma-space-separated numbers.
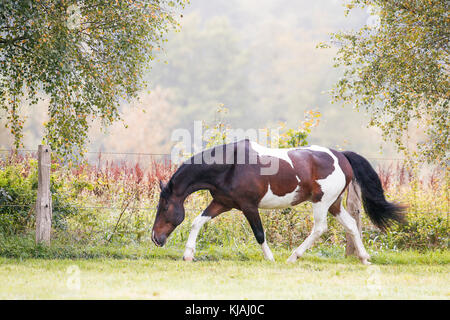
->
183, 247, 195, 261
286, 254, 298, 263
361, 259, 371, 265
264, 252, 275, 262
360, 254, 371, 265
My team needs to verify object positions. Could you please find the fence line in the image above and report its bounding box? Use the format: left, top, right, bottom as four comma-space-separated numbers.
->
0, 149, 169, 157
0, 148, 408, 161
0, 203, 201, 212
0, 203, 447, 214
0, 149, 38, 153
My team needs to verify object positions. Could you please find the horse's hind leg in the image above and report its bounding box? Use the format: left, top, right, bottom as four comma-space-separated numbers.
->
287, 201, 329, 263
183, 201, 229, 261
329, 199, 371, 265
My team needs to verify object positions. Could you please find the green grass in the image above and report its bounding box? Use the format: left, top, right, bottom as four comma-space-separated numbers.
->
0, 238, 449, 299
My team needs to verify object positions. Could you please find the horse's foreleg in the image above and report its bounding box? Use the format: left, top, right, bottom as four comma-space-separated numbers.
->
243, 208, 274, 261
287, 202, 328, 263
183, 215, 210, 261
183, 201, 229, 261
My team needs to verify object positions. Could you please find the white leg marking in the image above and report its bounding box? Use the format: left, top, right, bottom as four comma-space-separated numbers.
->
287, 202, 329, 263
335, 205, 371, 265
183, 215, 211, 261
261, 240, 274, 261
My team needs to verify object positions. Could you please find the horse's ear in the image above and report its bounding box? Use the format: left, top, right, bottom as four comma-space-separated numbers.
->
159, 180, 166, 191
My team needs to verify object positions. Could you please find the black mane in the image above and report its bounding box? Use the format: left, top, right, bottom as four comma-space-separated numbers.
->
160, 180, 173, 199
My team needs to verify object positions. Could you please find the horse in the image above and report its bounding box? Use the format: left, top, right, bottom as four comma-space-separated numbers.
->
151, 139, 405, 264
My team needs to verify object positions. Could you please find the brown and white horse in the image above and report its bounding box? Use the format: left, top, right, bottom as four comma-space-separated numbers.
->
151, 139, 405, 264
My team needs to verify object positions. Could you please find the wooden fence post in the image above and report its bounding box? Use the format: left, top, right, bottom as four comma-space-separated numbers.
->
345, 181, 362, 256
36, 145, 52, 245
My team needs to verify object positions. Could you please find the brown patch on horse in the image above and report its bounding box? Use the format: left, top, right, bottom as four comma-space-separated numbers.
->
287, 150, 313, 205
311, 151, 336, 179
311, 151, 335, 203
288, 149, 336, 204
261, 156, 299, 196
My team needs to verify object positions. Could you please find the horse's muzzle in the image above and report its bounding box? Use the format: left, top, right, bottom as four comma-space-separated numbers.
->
151, 230, 166, 247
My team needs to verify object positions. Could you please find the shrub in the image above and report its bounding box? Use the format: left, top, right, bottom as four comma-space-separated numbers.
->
0, 154, 76, 235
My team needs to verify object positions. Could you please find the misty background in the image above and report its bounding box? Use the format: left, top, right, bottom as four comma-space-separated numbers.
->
0, 0, 401, 158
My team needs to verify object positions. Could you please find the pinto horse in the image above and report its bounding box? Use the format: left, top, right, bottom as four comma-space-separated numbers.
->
151, 139, 405, 264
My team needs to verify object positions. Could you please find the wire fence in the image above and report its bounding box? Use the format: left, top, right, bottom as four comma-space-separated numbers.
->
0, 147, 447, 214
0, 149, 167, 155
0, 148, 408, 161
0, 203, 447, 215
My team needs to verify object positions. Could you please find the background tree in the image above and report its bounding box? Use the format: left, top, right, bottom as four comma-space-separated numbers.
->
148, 14, 252, 126
0, 0, 185, 156
1, 0, 404, 158
328, 0, 449, 164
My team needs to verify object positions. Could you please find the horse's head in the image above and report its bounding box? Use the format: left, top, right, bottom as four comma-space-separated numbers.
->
151, 180, 185, 247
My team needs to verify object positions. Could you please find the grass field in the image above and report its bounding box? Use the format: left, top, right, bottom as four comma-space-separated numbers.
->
1, 245, 449, 299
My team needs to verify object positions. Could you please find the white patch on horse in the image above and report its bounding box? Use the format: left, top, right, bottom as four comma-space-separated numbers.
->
258, 183, 300, 208
249, 141, 296, 168
303, 145, 346, 202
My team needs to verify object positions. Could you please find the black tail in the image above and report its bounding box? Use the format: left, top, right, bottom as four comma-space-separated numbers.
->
343, 151, 406, 232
